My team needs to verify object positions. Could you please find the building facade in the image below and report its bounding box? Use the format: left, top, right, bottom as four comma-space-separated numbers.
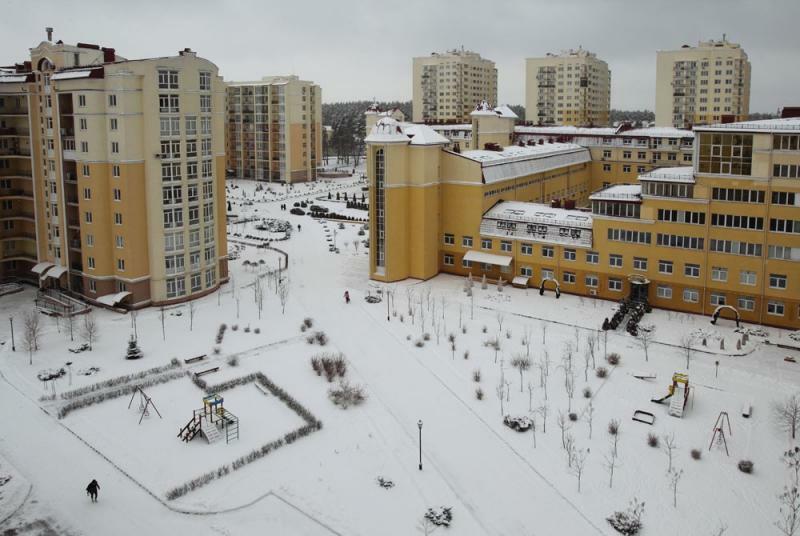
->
525, 48, 611, 126
226, 76, 321, 183
655, 38, 751, 129
412, 49, 497, 123
366, 113, 800, 329
0, 37, 228, 308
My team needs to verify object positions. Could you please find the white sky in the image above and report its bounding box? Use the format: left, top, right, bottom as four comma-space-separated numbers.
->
3, 0, 797, 112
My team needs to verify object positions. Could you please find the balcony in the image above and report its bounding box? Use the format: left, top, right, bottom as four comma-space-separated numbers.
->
0, 188, 34, 199
0, 147, 31, 157
0, 108, 28, 117
0, 127, 30, 137
62, 136, 76, 160
0, 231, 35, 241
0, 212, 35, 221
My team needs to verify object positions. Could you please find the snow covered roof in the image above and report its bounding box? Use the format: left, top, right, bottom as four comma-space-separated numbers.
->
44, 265, 68, 279
480, 201, 593, 248
31, 261, 54, 275
52, 68, 102, 80
589, 184, 642, 202
0, 74, 28, 84
514, 125, 693, 138
470, 101, 518, 119
695, 117, 800, 133
459, 143, 590, 184
96, 291, 131, 306
365, 117, 450, 146
638, 166, 695, 183
463, 250, 512, 267
430, 124, 472, 131
622, 127, 694, 138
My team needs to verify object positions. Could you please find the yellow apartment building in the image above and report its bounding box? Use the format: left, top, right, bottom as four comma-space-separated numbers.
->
366, 108, 800, 329
0, 35, 228, 308
226, 76, 321, 183
655, 37, 750, 129
525, 48, 611, 126
412, 48, 497, 123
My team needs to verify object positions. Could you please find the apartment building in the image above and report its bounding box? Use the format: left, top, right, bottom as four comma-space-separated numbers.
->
365, 112, 800, 329
0, 35, 228, 308
226, 76, 321, 183
525, 48, 611, 126
412, 48, 497, 123
655, 37, 751, 129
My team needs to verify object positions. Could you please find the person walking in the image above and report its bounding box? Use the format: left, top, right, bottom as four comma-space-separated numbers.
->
86, 479, 100, 502
344, 290, 350, 304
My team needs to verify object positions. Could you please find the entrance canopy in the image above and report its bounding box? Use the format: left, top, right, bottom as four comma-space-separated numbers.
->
44, 265, 68, 279
31, 261, 54, 275
512, 276, 530, 287
463, 250, 512, 267
96, 291, 132, 307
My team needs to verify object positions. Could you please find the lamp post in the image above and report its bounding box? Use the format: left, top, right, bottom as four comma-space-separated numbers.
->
417, 420, 423, 471
66, 361, 73, 386
9, 316, 15, 351
386, 285, 391, 322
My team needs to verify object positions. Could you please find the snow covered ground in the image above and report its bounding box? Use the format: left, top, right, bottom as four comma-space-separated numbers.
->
0, 172, 798, 535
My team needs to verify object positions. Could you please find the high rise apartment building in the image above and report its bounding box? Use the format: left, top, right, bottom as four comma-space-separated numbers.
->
412, 49, 497, 123
655, 38, 751, 129
525, 48, 611, 126
0, 35, 228, 307
226, 76, 321, 183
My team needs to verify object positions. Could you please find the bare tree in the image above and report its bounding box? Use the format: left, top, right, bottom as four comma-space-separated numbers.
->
585, 402, 595, 439
608, 419, 621, 457
254, 276, 265, 320
496, 381, 506, 416
574, 327, 581, 354
540, 320, 548, 345
604, 448, 618, 489
663, 432, 678, 472
538, 350, 551, 400
530, 413, 537, 448
538, 402, 549, 434
679, 334, 695, 370
777, 485, 800, 536
278, 281, 289, 314
775, 394, 800, 440
583, 347, 592, 382
571, 447, 589, 492
416, 516, 439, 535
511, 355, 532, 392
637, 324, 656, 362
188, 301, 197, 331
557, 410, 571, 449
527, 382, 534, 411
159, 305, 166, 340
23, 310, 41, 365
496, 312, 505, 337
668, 467, 684, 508
587, 332, 597, 369
564, 369, 576, 412
81, 312, 98, 350
522, 325, 533, 357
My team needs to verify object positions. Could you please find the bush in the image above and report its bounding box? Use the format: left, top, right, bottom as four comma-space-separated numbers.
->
306, 335, 315, 344
254, 328, 260, 334
328, 381, 367, 409
311, 357, 322, 376
596, 366, 608, 378
461, 326, 467, 334
608, 419, 620, 435
690, 448, 702, 460
422, 332, 431, 341
463, 350, 470, 360
738, 460, 753, 473
300, 324, 307, 332
415, 340, 425, 348
482, 325, 488, 333
303, 317, 313, 328
647, 433, 659, 447
213, 346, 221, 355
568, 412, 578, 422
606, 498, 644, 535
583, 387, 592, 398
215, 323, 227, 344
227, 356, 239, 367
607, 353, 621, 365
231, 324, 239, 332
314, 331, 328, 346
476, 388, 484, 400
505, 330, 512, 339
244, 326, 251, 333
473, 369, 481, 382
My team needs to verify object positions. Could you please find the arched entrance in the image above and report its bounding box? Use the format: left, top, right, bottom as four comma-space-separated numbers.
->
710, 305, 740, 327
539, 277, 561, 298
627, 274, 650, 303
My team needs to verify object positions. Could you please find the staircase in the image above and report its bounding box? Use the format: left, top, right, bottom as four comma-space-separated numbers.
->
178, 414, 202, 442
669, 385, 686, 418
201, 419, 222, 444
35, 289, 90, 317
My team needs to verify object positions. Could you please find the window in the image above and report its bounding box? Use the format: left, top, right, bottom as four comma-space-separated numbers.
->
81, 141, 88, 153
657, 285, 672, 299
83, 187, 91, 200
443, 233, 454, 245
737, 296, 755, 311
711, 267, 728, 282
163, 185, 182, 205
78, 95, 86, 107
770, 274, 787, 289
204, 246, 216, 263
159, 94, 179, 113
82, 164, 90, 176
87, 256, 95, 269
500, 241, 512, 252
684, 263, 700, 278
115, 235, 124, 248
563, 272, 576, 284
770, 219, 800, 234
79, 118, 87, 130
187, 162, 198, 180
585, 274, 598, 287
117, 258, 125, 271
633, 257, 647, 271
108, 94, 117, 107
767, 300, 785, 316
113, 165, 120, 178
165, 254, 185, 275
607, 228, 651, 244
110, 118, 118, 131
190, 251, 201, 270
84, 211, 93, 223
111, 141, 119, 154
709, 239, 762, 257
462, 258, 472, 269
520, 266, 533, 277
189, 229, 200, 247
541, 269, 554, 281
199, 71, 211, 91
186, 140, 197, 158
202, 181, 213, 200
443, 254, 454, 266
542, 246, 554, 258
586, 251, 599, 264
683, 289, 699, 303
161, 163, 181, 182
602, 164, 611, 172
711, 213, 764, 230
161, 140, 180, 159
163, 208, 183, 229
86, 234, 94, 247
608, 278, 622, 291
623, 165, 631, 173
158, 70, 179, 89
185, 116, 197, 136
165, 232, 184, 252
205, 268, 216, 288
204, 225, 214, 244
160, 116, 180, 137
772, 191, 797, 206
200, 117, 211, 135
200, 95, 212, 113
710, 293, 726, 306
89, 279, 96, 292
563, 248, 576, 261
114, 213, 122, 225
462, 236, 472, 248
191, 273, 202, 292
656, 233, 704, 250
740, 270, 757, 285
521, 243, 533, 255
711, 187, 764, 203
166, 277, 186, 298
609, 254, 622, 267
698, 132, 753, 175
188, 206, 200, 225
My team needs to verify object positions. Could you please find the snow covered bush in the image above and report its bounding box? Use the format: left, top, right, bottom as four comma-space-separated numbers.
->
568, 412, 578, 422
300, 324, 307, 332
244, 326, 251, 333
303, 317, 313, 328
254, 328, 260, 334
61, 361, 182, 400
314, 331, 328, 346
422, 332, 431, 341
690, 449, 702, 460
311, 357, 322, 376
215, 323, 227, 344
476, 388, 484, 400
227, 355, 239, 367
608, 419, 620, 435
328, 381, 367, 409
738, 460, 753, 473
213, 346, 221, 355
231, 324, 239, 331
424, 507, 453, 527
463, 350, 470, 360
583, 387, 592, 398
473, 369, 481, 382
596, 366, 608, 378
415, 339, 425, 348
607, 353, 621, 365
607, 498, 644, 535
647, 433, 659, 448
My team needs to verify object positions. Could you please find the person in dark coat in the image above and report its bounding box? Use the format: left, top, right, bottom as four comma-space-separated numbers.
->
86, 479, 100, 502
344, 290, 350, 304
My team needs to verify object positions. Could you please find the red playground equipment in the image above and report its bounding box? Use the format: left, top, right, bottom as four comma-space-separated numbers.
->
177, 394, 239, 444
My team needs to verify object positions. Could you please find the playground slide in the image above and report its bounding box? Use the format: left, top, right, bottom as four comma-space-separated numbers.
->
669, 385, 686, 417
650, 392, 672, 404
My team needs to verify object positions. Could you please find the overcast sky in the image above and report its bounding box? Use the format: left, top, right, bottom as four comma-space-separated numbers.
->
3, 0, 798, 112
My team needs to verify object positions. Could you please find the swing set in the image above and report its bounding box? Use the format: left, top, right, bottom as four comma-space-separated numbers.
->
127, 386, 163, 425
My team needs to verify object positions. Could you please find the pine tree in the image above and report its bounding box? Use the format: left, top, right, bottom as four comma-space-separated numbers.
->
125, 335, 143, 360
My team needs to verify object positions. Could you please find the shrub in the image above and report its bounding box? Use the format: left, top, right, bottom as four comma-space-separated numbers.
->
300, 324, 307, 332
422, 332, 431, 341
303, 317, 313, 328
328, 381, 367, 409
448, 333, 456, 344
607, 353, 621, 365
405, 334, 411, 340
647, 433, 659, 448
463, 350, 470, 360
231, 324, 239, 332
244, 326, 251, 333
213, 346, 221, 355
608, 419, 620, 435
400, 315, 404, 323
505, 330, 512, 339
476, 388, 484, 400
473, 369, 481, 382
306, 335, 315, 344
227, 356, 239, 367
482, 325, 488, 333
311, 357, 322, 376
596, 366, 608, 378
215, 323, 228, 344
606, 498, 644, 535
690, 448, 702, 460
415, 340, 425, 348
461, 326, 467, 334
254, 328, 260, 334
737, 460, 753, 474
583, 387, 592, 398
568, 412, 578, 422
314, 331, 328, 346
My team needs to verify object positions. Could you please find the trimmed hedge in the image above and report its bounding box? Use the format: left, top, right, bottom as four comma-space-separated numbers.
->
60, 359, 182, 401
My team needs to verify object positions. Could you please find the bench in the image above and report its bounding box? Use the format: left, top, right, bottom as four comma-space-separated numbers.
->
195, 367, 219, 378
184, 354, 207, 364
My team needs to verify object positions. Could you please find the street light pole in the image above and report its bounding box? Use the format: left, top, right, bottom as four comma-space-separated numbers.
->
386, 286, 390, 322
417, 420, 423, 471
9, 316, 15, 351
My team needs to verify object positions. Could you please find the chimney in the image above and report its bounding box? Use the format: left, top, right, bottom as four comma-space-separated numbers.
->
46, 27, 53, 42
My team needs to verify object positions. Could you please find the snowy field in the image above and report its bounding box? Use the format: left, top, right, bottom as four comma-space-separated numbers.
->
1, 171, 799, 535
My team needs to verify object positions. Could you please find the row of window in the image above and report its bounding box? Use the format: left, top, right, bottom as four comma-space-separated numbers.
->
161, 160, 214, 181
164, 227, 215, 252
658, 209, 705, 224
160, 116, 212, 137
166, 267, 217, 299
160, 139, 213, 159
158, 70, 212, 91
163, 204, 215, 229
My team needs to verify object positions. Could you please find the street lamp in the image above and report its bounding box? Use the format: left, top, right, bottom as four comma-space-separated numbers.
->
417, 420, 423, 471
9, 316, 15, 351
